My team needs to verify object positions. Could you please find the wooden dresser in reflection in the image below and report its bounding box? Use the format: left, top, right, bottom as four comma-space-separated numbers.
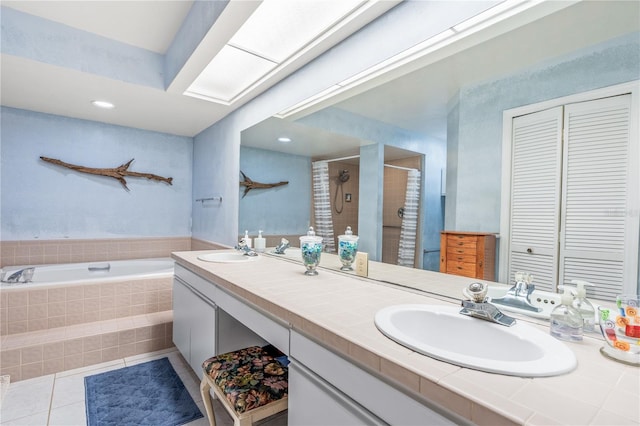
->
440, 231, 496, 280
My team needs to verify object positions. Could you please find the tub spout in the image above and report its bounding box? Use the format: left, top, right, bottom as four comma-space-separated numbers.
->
2, 267, 35, 283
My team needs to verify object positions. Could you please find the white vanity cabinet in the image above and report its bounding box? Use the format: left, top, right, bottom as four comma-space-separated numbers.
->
289, 331, 461, 426
172, 268, 217, 378
173, 264, 287, 378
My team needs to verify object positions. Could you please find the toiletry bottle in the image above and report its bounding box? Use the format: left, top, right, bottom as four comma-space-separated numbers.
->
254, 230, 266, 253
570, 279, 596, 333
549, 285, 583, 342
243, 230, 252, 248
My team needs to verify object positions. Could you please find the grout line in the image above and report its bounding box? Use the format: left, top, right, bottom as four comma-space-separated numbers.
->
45, 373, 55, 426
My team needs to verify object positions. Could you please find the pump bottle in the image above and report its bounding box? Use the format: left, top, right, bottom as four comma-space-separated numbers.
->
254, 230, 266, 253
570, 279, 596, 333
550, 285, 583, 342
243, 230, 252, 248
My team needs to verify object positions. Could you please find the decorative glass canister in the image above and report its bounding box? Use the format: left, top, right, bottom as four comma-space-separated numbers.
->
299, 227, 323, 276
338, 226, 359, 271
598, 294, 640, 366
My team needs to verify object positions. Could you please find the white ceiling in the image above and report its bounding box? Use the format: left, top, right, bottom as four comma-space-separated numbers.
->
0, 0, 396, 137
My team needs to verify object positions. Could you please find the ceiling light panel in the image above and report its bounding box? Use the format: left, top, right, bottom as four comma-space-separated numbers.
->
184, 0, 368, 105
185, 45, 278, 103
229, 0, 365, 63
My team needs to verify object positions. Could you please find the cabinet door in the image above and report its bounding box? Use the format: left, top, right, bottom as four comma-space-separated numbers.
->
509, 106, 564, 291
559, 95, 637, 299
288, 360, 386, 426
172, 278, 192, 363
173, 277, 217, 378
189, 290, 216, 379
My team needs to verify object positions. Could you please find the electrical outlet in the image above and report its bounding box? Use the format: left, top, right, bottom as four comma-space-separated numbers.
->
355, 252, 368, 277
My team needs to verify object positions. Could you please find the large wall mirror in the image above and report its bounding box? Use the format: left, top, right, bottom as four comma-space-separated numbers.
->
239, 1, 639, 293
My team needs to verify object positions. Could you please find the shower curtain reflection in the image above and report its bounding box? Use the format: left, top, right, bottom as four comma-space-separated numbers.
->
311, 161, 336, 252
398, 169, 420, 267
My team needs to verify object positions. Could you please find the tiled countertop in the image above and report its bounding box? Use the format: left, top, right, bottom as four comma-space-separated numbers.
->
172, 250, 639, 426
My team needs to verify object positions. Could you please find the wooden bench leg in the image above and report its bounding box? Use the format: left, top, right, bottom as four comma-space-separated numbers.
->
200, 376, 216, 426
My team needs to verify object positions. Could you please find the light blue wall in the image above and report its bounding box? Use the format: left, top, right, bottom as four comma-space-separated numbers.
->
446, 32, 640, 233
239, 146, 311, 236
358, 144, 384, 260
0, 107, 193, 240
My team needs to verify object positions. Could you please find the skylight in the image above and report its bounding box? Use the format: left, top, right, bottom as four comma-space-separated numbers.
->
184, 0, 366, 105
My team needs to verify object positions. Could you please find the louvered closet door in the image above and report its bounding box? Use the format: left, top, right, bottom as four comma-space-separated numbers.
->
559, 95, 632, 300
509, 107, 564, 292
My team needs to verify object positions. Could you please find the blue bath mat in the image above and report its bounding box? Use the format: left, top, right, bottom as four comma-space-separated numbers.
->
85, 357, 203, 426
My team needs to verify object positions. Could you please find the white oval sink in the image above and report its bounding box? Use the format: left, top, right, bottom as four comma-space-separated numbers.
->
197, 252, 259, 263
375, 304, 576, 377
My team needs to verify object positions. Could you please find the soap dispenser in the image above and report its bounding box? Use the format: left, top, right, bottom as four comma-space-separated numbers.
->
243, 230, 252, 248
550, 285, 583, 342
570, 280, 596, 333
254, 230, 266, 253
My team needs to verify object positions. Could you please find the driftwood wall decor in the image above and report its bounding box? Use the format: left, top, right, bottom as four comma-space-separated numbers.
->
240, 171, 288, 198
40, 157, 173, 191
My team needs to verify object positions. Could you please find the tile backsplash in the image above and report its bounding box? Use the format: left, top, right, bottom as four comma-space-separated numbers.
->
0, 237, 191, 267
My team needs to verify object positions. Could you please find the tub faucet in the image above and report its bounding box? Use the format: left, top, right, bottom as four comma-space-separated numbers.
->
459, 282, 516, 327
2, 267, 35, 283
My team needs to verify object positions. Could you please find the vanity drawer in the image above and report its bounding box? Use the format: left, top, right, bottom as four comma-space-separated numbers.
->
445, 261, 476, 278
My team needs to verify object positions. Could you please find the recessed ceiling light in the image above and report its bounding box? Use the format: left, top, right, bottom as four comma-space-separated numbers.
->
91, 100, 115, 109
278, 137, 292, 143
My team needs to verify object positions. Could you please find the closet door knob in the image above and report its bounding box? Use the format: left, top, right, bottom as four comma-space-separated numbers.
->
527, 248, 533, 254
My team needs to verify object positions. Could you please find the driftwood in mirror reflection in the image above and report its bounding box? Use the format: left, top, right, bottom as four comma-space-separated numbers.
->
40, 156, 173, 191
240, 171, 288, 198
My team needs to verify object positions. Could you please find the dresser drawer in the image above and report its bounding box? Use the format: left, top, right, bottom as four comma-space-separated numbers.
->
445, 253, 477, 263
446, 245, 477, 257
445, 261, 476, 278
446, 235, 477, 250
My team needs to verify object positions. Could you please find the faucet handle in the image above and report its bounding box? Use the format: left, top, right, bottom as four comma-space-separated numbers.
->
463, 282, 488, 303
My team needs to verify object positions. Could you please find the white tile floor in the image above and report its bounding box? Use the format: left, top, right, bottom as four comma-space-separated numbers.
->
0, 348, 213, 426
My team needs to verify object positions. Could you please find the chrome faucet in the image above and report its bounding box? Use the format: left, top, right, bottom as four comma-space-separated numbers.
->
489, 272, 542, 313
460, 282, 516, 327
2, 267, 35, 283
274, 238, 290, 254
234, 239, 257, 256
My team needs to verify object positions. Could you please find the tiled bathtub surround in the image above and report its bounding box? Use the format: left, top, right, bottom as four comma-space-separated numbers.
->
0, 236, 191, 267
0, 311, 173, 382
0, 276, 174, 382
1, 277, 172, 336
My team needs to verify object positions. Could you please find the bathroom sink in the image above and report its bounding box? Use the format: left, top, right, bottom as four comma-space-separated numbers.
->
374, 304, 576, 377
197, 252, 259, 263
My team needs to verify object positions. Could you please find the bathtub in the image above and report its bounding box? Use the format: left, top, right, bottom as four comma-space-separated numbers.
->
0, 258, 174, 288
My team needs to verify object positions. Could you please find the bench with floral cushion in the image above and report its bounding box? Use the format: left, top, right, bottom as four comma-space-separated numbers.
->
200, 346, 289, 426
